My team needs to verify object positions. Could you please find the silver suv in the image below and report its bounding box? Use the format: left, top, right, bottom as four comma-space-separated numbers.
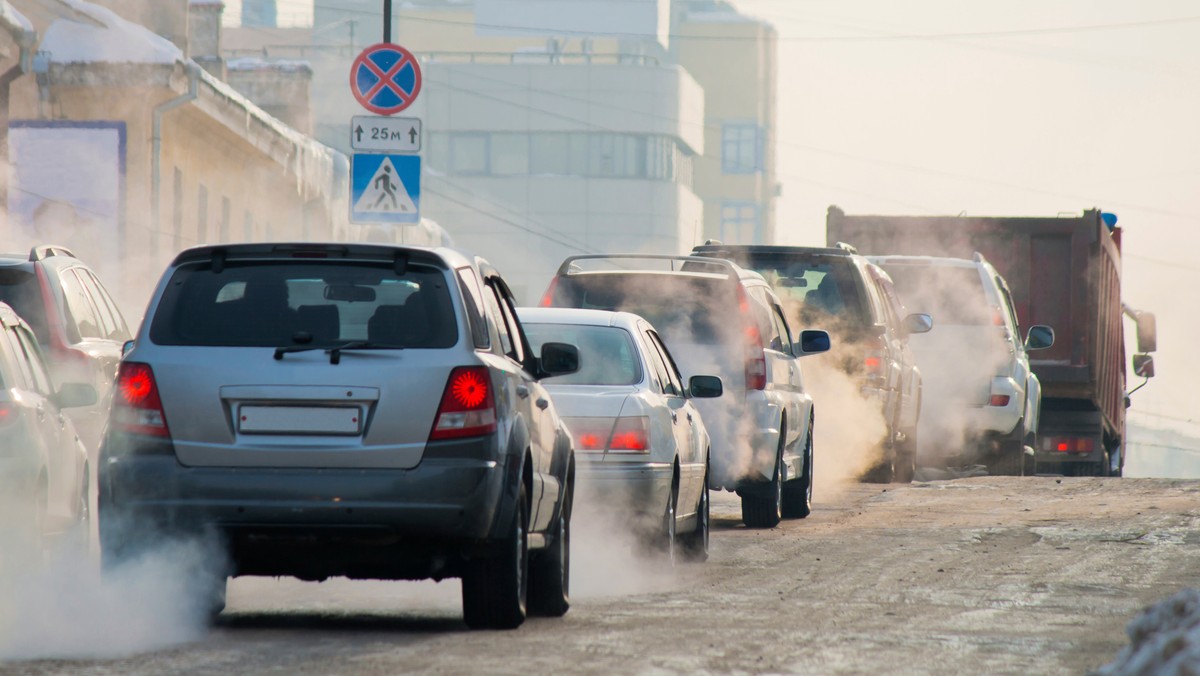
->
540, 254, 830, 528
870, 254, 1054, 475
99, 243, 580, 629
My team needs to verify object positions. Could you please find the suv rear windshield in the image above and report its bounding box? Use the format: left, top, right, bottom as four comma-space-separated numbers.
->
715, 254, 869, 330
524, 323, 642, 386
149, 261, 457, 348
550, 273, 734, 345
881, 265, 992, 325
0, 268, 49, 344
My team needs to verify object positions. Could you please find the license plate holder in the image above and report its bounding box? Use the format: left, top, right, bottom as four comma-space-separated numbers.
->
238, 405, 362, 435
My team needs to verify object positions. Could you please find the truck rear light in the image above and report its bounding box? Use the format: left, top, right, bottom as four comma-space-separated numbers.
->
864, 336, 886, 379
113, 362, 170, 437
1043, 437, 1095, 454
429, 366, 497, 440
538, 277, 559, 307
563, 416, 650, 453
989, 394, 1011, 407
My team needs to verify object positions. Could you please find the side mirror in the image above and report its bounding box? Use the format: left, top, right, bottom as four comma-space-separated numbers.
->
122, 339, 135, 358
1025, 325, 1055, 351
538, 342, 579, 378
1133, 354, 1155, 379
795, 329, 831, 357
902, 313, 933, 336
55, 382, 98, 409
1136, 312, 1157, 353
688, 375, 723, 399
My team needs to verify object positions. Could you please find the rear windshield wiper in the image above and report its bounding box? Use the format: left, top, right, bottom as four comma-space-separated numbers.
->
274, 341, 407, 364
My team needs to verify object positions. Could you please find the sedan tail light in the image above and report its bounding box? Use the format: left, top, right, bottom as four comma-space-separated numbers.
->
563, 416, 650, 453
0, 402, 18, 426
429, 366, 498, 440
113, 362, 170, 437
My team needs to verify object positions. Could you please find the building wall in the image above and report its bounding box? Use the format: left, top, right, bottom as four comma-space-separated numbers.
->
676, 11, 778, 244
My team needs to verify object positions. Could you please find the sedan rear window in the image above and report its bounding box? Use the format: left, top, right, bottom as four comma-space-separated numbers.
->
524, 323, 641, 386
149, 261, 458, 348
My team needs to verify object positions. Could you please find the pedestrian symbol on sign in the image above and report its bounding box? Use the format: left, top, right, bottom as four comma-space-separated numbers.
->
354, 157, 417, 215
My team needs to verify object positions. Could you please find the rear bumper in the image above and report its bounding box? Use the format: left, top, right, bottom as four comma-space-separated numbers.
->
97, 433, 520, 580
575, 459, 672, 530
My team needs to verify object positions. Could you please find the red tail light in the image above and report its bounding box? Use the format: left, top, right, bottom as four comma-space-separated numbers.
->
563, 416, 650, 453
737, 285, 767, 391
538, 276, 560, 307
113, 362, 170, 437
429, 366, 497, 440
1043, 437, 1095, 454
989, 394, 1011, 407
0, 402, 18, 426
864, 336, 886, 378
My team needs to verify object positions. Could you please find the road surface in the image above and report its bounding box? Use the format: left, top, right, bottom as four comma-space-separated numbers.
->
5, 476, 1200, 674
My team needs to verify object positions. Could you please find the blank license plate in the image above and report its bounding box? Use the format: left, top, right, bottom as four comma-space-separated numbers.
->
238, 406, 362, 435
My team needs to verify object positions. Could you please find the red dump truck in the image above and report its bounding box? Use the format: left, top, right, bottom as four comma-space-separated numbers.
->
826, 206, 1156, 476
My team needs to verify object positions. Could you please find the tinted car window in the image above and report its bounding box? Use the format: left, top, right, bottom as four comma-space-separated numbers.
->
456, 267, 490, 349
0, 268, 49, 344
882, 265, 992, 326
552, 274, 733, 346
149, 261, 457, 348
78, 269, 130, 341
525, 323, 641, 386
60, 269, 103, 340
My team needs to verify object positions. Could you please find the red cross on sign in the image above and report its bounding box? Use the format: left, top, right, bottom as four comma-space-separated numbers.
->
349, 43, 423, 116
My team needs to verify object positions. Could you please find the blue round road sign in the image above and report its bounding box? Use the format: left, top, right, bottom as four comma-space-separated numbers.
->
350, 43, 422, 116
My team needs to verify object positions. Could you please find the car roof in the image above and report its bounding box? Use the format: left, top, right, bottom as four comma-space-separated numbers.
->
517, 307, 645, 331
169, 242, 476, 271
693, 244, 855, 258
868, 254, 988, 270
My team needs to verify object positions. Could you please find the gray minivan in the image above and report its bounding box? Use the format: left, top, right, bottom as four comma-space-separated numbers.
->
99, 243, 579, 629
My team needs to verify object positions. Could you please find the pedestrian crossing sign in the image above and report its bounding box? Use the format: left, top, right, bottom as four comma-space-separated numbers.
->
351, 153, 420, 224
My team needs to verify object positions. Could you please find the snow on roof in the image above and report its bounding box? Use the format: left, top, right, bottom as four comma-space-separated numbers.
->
42, 0, 183, 65
227, 57, 312, 73
0, 1, 34, 36
684, 10, 766, 24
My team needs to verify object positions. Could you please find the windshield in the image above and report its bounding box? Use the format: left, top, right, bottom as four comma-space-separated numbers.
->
149, 261, 457, 348
524, 323, 642, 386
881, 265, 992, 326
725, 254, 870, 330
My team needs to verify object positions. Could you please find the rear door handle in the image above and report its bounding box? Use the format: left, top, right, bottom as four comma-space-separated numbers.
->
536, 398, 549, 410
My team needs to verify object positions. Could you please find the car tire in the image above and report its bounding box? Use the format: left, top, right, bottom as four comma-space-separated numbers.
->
659, 480, 679, 565
528, 498, 570, 617
462, 483, 529, 630
742, 437, 783, 529
988, 419, 1027, 477
782, 425, 813, 519
680, 462, 710, 562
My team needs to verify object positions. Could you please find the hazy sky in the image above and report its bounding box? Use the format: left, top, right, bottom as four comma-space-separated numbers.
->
224, 0, 1199, 446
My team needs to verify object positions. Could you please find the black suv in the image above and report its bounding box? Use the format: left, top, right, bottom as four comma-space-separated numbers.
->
691, 243, 930, 483
0, 246, 131, 453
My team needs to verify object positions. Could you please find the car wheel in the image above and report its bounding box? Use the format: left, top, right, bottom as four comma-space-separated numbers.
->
462, 483, 529, 630
987, 419, 1027, 476
680, 464, 710, 562
528, 493, 570, 617
742, 436, 783, 529
782, 425, 813, 519
659, 480, 679, 565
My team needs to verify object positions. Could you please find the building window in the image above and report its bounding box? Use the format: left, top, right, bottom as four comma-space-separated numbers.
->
722, 122, 762, 174
720, 202, 761, 243
450, 134, 489, 174
531, 132, 569, 174
490, 133, 529, 175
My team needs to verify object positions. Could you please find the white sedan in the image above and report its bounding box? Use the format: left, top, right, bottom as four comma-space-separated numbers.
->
519, 307, 722, 563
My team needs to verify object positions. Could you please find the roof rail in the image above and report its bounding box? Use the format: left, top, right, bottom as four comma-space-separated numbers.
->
833, 241, 858, 254
972, 251, 989, 265
555, 254, 738, 278
28, 245, 77, 262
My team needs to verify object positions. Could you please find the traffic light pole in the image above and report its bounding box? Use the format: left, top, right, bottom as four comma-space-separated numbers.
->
383, 0, 392, 43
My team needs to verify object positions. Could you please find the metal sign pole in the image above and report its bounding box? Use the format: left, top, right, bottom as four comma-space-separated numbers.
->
383, 0, 392, 43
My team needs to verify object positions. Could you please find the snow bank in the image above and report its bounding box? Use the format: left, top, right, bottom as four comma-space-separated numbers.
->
1097, 588, 1200, 674
43, 0, 182, 65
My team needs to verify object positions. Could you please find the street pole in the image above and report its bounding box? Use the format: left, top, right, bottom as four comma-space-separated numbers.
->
383, 0, 392, 43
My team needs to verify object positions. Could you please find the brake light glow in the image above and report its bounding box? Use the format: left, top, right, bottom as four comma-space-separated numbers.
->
563, 416, 650, 453
0, 402, 16, 426
113, 362, 170, 437
538, 277, 559, 307
989, 394, 1011, 407
1043, 437, 1095, 454
429, 366, 497, 440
